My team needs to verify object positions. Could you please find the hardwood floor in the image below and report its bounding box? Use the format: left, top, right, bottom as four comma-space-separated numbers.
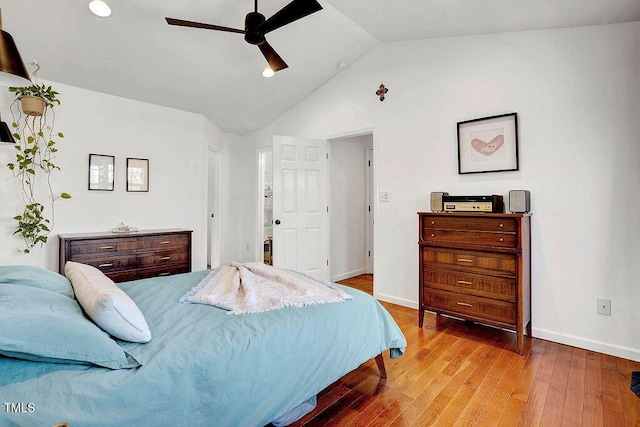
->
289, 274, 640, 426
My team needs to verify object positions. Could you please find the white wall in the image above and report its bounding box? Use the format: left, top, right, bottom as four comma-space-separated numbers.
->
329, 134, 371, 281
0, 80, 224, 273
228, 22, 640, 361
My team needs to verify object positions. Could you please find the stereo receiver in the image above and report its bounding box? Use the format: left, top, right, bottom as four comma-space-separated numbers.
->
442, 195, 504, 213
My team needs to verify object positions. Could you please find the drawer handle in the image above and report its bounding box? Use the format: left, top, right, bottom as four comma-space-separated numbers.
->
457, 280, 473, 286
159, 256, 171, 261
431, 221, 435, 225
98, 263, 114, 268
457, 258, 474, 263
99, 246, 114, 250
158, 241, 172, 245
499, 223, 504, 228
158, 272, 171, 276
457, 302, 473, 307
499, 238, 504, 242
431, 233, 435, 237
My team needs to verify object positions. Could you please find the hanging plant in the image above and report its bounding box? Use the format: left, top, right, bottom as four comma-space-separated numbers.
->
6, 83, 70, 253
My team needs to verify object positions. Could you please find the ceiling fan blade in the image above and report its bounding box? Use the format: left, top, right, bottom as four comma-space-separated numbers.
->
165, 17, 245, 34
258, 41, 288, 72
258, 0, 323, 35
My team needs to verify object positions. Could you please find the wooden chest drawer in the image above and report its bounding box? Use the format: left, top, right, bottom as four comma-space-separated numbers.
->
423, 247, 516, 276
421, 215, 516, 235
75, 254, 138, 274
423, 268, 516, 301
137, 250, 189, 268
69, 238, 137, 257
424, 288, 516, 326
137, 234, 189, 251
423, 229, 516, 248
137, 264, 191, 280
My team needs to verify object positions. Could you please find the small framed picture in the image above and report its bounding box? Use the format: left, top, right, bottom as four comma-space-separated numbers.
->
126, 158, 149, 192
457, 113, 519, 174
88, 154, 115, 191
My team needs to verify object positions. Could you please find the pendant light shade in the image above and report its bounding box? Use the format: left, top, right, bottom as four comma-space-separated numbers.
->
0, 11, 31, 87
0, 119, 15, 143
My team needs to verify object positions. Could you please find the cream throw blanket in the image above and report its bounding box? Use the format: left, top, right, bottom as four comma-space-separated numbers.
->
181, 262, 352, 314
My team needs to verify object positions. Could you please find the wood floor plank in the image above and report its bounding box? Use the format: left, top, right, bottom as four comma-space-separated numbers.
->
286, 275, 640, 427
560, 347, 587, 426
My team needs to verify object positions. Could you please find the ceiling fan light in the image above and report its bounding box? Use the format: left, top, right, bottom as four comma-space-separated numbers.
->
89, 0, 111, 18
262, 67, 275, 78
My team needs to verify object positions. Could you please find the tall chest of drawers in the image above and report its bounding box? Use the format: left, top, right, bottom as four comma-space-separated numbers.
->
418, 212, 531, 354
59, 229, 192, 283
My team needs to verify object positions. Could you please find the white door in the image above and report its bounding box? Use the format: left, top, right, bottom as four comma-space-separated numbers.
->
272, 135, 328, 280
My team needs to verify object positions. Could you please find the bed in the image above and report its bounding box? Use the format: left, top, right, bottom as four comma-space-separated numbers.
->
0, 265, 406, 427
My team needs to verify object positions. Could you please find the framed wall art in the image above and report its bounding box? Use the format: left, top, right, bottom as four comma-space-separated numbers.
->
126, 158, 149, 192
457, 112, 519, 174
88, 154, 115, 191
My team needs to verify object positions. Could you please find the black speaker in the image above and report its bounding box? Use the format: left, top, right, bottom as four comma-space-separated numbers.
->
430, 192, 449, 212
509, 190, 530, 213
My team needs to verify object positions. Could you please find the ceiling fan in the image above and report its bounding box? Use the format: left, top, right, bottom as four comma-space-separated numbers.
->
166, 0, 323, 73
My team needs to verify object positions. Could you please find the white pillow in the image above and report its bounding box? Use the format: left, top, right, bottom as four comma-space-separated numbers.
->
65, 261, 152, 343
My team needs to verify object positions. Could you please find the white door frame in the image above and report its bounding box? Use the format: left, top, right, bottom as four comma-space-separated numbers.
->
326, 127, 378, 288
256, 127, 379, 287
365, 146, 374, 274
207, 147, 221, 269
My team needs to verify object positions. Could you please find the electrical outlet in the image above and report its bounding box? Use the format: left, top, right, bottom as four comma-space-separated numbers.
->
379, 192, 390, 202
597, 298, 611, 316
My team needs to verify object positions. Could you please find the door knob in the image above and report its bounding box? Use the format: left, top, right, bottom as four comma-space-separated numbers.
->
275, 219, 281, 225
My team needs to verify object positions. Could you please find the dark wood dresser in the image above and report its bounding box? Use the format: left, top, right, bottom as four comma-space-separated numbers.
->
418, 212, 531, 354
59, 229, 192, 283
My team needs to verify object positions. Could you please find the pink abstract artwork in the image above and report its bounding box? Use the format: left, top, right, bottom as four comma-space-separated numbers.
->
470, 134, 504, 156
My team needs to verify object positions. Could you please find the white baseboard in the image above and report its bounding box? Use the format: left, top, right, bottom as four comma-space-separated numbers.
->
374, 292, 418, 309
331, 268, 366, 283
533, 328, 640, 362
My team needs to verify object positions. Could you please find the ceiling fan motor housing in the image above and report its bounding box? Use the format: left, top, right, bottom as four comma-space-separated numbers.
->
244, 12, 266, 45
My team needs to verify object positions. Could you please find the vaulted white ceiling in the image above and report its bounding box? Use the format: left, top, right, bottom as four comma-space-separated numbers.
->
1, 0, 638, 135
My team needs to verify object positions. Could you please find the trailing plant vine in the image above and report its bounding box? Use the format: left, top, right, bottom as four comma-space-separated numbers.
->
6, 84, 70, 253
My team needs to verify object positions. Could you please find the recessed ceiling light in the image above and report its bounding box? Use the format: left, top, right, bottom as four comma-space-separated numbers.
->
262, 67, 275, 78
89, 0, 111, 18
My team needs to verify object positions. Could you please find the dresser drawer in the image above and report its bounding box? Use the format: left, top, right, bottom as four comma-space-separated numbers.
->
421, 216, 516, 235
69, 238, 137, 257
76, 255, 138, 274
423, 247, 516, 276
424, 288, 516, 326
424, 268, 516, 301
137, 250, 189, 268
137, 234, 190, 251
423, 229, 516, 248
137, 264, 190, 280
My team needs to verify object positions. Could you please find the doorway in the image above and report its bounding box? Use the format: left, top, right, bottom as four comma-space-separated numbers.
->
256, 131, 376, 290
258, 148, 273, 265
328, 133, 374, 283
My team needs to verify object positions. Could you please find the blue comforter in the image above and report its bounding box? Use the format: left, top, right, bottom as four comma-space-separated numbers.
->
0, 270, 406, 427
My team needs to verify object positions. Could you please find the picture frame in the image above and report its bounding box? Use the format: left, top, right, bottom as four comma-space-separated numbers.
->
457, 112, 519, 174
88, 154, 115, 191
126, 158, 149, 192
